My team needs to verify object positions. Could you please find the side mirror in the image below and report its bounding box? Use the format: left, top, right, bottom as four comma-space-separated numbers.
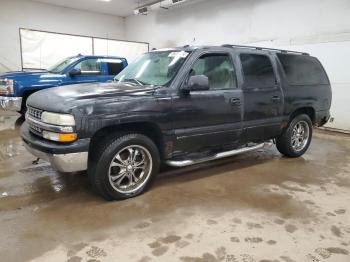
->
183, 75, 210, 92
69, 68, 81, 77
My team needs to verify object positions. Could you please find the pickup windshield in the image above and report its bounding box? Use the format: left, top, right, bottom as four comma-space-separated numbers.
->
48, 57, 79, 74
114, 50, 190, 87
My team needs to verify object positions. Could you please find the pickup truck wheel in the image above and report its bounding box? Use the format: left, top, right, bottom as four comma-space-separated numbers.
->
89, 133, 160, 201
276, 114, 313, 158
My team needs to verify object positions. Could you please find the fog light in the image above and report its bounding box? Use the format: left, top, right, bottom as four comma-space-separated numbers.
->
42, 131, 77, 142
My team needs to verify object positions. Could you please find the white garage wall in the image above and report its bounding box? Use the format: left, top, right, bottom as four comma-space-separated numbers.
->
0, 0, 125, 72
125, 0, 350, 132
93, 38, 149, 63
125, 0, 350, 48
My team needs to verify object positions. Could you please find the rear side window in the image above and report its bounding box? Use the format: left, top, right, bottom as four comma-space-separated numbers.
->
240, 54, 276, 89
277, 54, 329, 85
106, 59, 125, 76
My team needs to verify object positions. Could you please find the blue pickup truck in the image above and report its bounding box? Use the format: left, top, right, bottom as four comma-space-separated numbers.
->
0, 55, 128, 113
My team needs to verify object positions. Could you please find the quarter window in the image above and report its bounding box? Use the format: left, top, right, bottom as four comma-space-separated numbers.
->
240, 54, 276, 89
277, 54, 329, 85
190, 54, 237, 90
73, 59, 101, 75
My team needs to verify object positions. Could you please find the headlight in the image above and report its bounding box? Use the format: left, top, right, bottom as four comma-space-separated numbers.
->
0, 79, 14, 95
42, 131, 77, 142
41, 111, 75, 126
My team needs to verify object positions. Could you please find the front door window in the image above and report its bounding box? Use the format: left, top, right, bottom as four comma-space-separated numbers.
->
190, 54, 237, 90
73, 59, 101, 75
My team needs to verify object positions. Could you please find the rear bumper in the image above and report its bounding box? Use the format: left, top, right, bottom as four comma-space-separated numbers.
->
0, 96, 22, 111
315, 110, 331, 127
21, 122, 90, 173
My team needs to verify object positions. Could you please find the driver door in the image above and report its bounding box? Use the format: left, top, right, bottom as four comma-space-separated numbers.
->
65, 58, 105, 85
171, 52, 243, 155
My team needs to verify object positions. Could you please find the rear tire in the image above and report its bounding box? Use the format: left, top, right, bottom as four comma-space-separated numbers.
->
276, 114, 313, 158
88, 132, 160, 201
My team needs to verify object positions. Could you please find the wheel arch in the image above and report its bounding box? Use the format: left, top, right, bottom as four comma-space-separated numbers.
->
20, 89, 39, 112
289, 107, 316, 125
89, 121, 165, 159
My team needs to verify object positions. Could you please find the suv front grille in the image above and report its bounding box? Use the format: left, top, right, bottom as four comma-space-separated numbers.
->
29, 122, 43, 136
27, 106, 44, 137
27, 106, 43, 120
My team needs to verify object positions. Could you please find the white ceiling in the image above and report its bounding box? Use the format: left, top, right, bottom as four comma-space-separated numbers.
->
31, 0, 157, 17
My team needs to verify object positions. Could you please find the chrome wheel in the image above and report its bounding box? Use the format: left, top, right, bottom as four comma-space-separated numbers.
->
108, 145, 153, 194
291, 120, 310, 152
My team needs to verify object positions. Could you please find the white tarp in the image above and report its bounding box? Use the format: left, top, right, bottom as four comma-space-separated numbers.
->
20, 29, 93, 69
20, 29, 149, 70
93, 38, 149, 63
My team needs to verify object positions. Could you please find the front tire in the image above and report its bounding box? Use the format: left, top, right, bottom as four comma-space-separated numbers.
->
88, 133, 160, 200
276, 114, 313, 158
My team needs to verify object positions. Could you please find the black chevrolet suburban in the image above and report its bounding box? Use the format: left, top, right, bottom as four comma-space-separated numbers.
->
21, 45, 332, 200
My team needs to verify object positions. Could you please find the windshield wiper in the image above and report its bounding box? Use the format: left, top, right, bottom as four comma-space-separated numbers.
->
119, 78, 148, 86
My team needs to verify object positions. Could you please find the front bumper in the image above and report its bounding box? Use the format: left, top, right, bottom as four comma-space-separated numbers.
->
23, 143, 88, 173
0, 96, 22, 111
21, 123, 90, 173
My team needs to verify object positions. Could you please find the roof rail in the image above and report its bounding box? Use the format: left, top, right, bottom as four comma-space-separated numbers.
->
222, 44, 309, 56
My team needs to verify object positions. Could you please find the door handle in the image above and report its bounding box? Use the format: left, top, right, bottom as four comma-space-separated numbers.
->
230, 98, 241, 106
271, 96, 281, 103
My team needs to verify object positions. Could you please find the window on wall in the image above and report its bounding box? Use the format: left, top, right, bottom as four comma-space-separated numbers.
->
277, 54, 329, 85
240, 54, 276, 89
73, 59, 101, 75
190, 54, 237, 90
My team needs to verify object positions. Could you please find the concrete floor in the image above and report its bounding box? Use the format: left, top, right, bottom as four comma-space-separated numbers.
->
0, 113, 349, 262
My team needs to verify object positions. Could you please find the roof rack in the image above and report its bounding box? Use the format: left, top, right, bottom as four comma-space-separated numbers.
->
222, 44, 309, 56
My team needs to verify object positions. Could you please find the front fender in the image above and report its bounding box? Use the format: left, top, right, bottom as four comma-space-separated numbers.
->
16, 81, 63, 97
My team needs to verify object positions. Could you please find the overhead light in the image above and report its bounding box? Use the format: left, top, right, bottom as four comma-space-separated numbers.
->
172, 0, 186, 4
133, 0, 188, 15
97, 0, 112, 2
134, 6, 148, 15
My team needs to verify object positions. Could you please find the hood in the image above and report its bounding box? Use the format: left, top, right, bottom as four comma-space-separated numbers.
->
0, 70, 49, 78
0, 71, 63, 96
27, 82, 156, 113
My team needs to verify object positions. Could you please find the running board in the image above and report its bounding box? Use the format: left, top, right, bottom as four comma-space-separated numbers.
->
166, 141, 273, 167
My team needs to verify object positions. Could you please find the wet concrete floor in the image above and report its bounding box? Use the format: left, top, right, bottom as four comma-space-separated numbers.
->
0, 112, 349, 262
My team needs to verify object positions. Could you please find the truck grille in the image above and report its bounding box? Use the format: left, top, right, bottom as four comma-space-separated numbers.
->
27, 106, 44, 137
27, 106, 43, 120
29, 122, 43, 136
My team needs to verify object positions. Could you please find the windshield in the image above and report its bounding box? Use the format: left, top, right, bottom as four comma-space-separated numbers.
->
114, 50, 190, 87
48, 57, 79, 74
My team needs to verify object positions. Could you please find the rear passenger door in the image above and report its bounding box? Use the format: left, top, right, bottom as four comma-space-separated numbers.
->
239, 52, 284, 142
101, 58, 127, 81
